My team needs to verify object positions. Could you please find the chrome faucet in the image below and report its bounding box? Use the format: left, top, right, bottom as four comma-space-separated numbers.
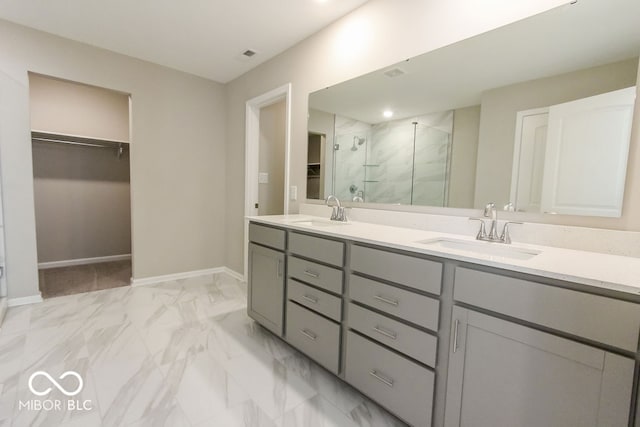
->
469, 202, 522, 244
326, 195, 347, 222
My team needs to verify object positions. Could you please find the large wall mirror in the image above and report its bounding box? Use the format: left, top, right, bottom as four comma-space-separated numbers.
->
307, 0, 640, 218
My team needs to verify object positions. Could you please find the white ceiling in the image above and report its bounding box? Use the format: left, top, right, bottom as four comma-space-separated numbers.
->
310, 0, 640, 124
0, 0, 369, 83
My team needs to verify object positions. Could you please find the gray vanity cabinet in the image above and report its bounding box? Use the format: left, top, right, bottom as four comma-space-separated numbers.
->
247, 224, 286, 336
248, 221, 640, 427
346, 244, 442, 427
285, 231, 345, 374
445, 306, 634, 427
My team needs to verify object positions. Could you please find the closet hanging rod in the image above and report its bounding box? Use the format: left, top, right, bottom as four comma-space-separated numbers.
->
31, 131, 129, 159
32, 137, 117, 149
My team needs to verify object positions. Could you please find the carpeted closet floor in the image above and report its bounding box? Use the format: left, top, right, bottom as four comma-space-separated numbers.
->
38, 260, 131, 298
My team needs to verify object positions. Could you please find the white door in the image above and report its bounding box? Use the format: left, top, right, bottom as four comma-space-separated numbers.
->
541, 87, 636, 217
511, 108, 549, 212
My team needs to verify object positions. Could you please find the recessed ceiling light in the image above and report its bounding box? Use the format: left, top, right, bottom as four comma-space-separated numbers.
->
383, 110, 393, 118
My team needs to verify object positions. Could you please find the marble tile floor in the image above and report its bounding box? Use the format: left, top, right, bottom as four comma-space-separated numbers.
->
39, 260, 132, 299
0, 272, 406, 427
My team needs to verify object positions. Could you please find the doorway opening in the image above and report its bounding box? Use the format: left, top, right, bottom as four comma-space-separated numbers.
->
258, 99, 287, 216
28, 73, 132, 298
244, 83, 292, 280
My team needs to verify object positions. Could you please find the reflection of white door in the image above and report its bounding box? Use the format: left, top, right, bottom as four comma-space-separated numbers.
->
541, 87, 635, 217
511, 108, 549, 212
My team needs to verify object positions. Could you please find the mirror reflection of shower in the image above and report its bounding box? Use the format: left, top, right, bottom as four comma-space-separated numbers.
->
351, 136, 366, 151
332, 127, 369, 201
329, 111, 453, 206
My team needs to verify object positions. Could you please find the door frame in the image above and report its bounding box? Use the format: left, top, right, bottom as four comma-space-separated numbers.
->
244, 83, 292, 280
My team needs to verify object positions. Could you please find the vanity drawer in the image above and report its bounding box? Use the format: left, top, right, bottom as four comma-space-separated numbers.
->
345, 331, 434, 427
288, 279, 342, 322
454, 267, 640, 352
249, 222, 286, 251
347, 303, 437, 367
288, 256, 343, 294
286, 302, 340, 374
289, 232, 344, 267
349, 274, 439, 330
350, 245, 442, 295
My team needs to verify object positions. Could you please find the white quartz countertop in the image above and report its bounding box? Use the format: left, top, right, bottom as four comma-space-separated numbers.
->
247, 214, 640, 297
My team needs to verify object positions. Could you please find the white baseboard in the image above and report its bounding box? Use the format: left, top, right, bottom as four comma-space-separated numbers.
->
8, 293, 43, 307
131, 267, 227, 287
39, 254, 132, 269
223, 267, 245, 282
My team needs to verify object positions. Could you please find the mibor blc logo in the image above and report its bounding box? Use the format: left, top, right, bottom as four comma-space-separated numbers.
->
19, 370, 93, 412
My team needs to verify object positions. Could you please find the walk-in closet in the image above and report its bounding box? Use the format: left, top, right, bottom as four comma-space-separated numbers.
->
29, 73, 132, 298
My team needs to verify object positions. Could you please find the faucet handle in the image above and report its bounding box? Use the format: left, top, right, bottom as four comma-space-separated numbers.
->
337, 206, 347, 222
469, 218, 487, 240
500, 221, 523, 244
483, 202, 496, 218
330, 206, 338, 221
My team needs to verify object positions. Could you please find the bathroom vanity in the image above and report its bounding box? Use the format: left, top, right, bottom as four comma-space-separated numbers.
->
247, 216, 640, 427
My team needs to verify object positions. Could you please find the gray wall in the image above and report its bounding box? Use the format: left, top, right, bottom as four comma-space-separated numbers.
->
224, 0, 570, 273
0, 19, 227, 298
258, 100, 286, 216
475, 58, 638, 210
32, 142, 131, 263
29, 73, 130, 142
449, 106, 481, 208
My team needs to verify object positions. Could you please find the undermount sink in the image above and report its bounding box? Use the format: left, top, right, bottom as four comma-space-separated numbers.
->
415, 237, 541, 260
291, 219, 351, 227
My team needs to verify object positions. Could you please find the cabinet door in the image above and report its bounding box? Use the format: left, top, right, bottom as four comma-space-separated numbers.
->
248, 243, 285, 335
444, 307, 634, 427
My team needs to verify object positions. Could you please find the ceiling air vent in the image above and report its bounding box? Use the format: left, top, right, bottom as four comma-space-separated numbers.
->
242, 49, 257, 58
384, 67, 405, 78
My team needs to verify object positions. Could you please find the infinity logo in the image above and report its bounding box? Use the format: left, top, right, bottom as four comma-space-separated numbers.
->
28, 371, 84, 397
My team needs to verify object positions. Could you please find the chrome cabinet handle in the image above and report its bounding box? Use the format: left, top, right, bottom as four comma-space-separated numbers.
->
303, 270, 319, 278
302, 294, 318, 304
373, 325, 397, 340
300, 329, 317, 341
369, 370, 394, 388
453, 319, 460, 353
373, 295, 399, 306
277, 260, 283, 278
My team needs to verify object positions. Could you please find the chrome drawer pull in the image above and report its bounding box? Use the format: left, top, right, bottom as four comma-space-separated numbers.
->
300, 329, 317, 341
369, 370, 394, 388
373, 325, 397, 340
303, 270, 319, 278
302, 294, 318, 304
373, 295, 399, 306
